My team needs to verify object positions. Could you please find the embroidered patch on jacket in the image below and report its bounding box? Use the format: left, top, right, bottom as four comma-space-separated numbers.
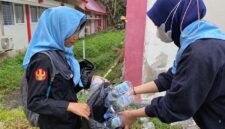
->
34, 68, 47, 81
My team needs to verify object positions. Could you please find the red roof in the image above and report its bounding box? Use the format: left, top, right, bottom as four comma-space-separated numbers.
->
86, 0, 106, 14
77, 0, 87, 3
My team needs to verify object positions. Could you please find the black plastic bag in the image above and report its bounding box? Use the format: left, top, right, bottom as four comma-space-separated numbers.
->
82, 82, 123, 129
81, 82, 111, 129
79, 59, 95, 89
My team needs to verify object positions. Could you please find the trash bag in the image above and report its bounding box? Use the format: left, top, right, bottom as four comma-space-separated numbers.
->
82, 82, 123, 129
79, 59, 95, 89
88, 82, 111, 122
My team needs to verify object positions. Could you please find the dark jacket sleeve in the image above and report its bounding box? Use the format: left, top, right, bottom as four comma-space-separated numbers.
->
145, 43, 218, 123
154, 68, 174, 92
26, 53, 69, 118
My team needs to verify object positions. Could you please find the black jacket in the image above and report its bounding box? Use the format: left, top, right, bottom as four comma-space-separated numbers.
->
145, 39, 225, 129
26, 52, 82, 129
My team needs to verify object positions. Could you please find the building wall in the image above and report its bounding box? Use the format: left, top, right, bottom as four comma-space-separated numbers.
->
204, 0, 225, 31
143, 0, 177, 83
91, 20, 95, 33
3, 3, 28, 50
1, 0, 61, 51
143, 0, 225, 83
0, 0, 108, 52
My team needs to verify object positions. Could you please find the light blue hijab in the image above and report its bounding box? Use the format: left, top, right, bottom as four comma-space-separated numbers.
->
23, 6, 87, 87
172, 20, 225, 74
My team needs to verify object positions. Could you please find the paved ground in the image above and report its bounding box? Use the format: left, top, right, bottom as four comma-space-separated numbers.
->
172, 119, 199, 129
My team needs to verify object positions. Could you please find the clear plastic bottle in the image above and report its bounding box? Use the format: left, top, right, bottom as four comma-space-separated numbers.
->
111, 116, 122, 129
104, 105, 116, 120
105, 92, 117, 108
111, 81, 132, 97
104, 116, 122, 129
115, 91, 134, 108
105, 81, 132, 108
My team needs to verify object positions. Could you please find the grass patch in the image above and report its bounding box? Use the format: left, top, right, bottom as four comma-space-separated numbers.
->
74, 30, 124, 82
0, 52, 24, 97
0, 105, 38, 129
152, 118, 182, 129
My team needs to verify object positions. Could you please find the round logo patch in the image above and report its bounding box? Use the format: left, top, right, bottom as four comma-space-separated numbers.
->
34, 68, 47, 81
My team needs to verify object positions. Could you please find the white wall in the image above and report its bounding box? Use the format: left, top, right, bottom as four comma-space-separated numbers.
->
4, 4, 28, 50
91, 20, 95, 34
143, 0, 225, 83
204, 0, 225, 32
143, 0, 178, 83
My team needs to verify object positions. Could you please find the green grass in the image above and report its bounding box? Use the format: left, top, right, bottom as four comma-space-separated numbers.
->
74, 30, 124, 82
0, 105, 38, 129
0, 52, 24, 98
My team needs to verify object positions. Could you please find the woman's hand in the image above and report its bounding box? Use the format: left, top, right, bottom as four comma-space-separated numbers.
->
67, 102, 90, 120
92, 75, 109, 82
119, 108, 147, 129
118, 110, 137, 129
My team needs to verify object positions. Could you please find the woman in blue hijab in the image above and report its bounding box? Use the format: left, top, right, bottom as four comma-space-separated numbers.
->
23, 6, 91, 129
119, 0, 225, 129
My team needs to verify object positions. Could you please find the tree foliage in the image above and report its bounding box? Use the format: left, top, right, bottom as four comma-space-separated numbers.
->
100, 0, 126, 19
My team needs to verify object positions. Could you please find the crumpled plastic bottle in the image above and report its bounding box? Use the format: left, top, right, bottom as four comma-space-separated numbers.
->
140, 118, 155, 129
104, 115, 123, 129
105, 81, 132, 108
115, 91, 134, 108
112, 81, 132, 97
103, 81, 134, 129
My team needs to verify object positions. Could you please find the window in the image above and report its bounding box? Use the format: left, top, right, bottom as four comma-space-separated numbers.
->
30, 6, 38, 22
2, 2, 14, 25
15, 4, 24, 23
38, 7, 46, 19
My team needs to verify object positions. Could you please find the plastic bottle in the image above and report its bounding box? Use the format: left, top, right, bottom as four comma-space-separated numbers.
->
104, 116, 122, 129
105, 81, 132, 108
111, 116, 122, 129
115, 91, 134, 108
105, 92, 117, 108
140, 118, 155, 129
104, 105, 116, 120
111, 81, 132, 97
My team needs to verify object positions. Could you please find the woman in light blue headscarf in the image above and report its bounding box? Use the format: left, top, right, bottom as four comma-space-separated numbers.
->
23, 6, 91, 129
119, 0, 225, 129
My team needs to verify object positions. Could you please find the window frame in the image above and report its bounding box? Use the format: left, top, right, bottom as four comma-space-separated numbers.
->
2, 1, 15, 25
30, 5, 38, 23
14, 4, 24, 24
37, 7, 46, 19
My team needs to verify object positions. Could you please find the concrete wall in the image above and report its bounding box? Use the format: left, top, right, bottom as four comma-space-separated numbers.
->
204, 0, 225, 32
143, 0, 177, 83
3, 4, 28, 50
143, 0, 225, 83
